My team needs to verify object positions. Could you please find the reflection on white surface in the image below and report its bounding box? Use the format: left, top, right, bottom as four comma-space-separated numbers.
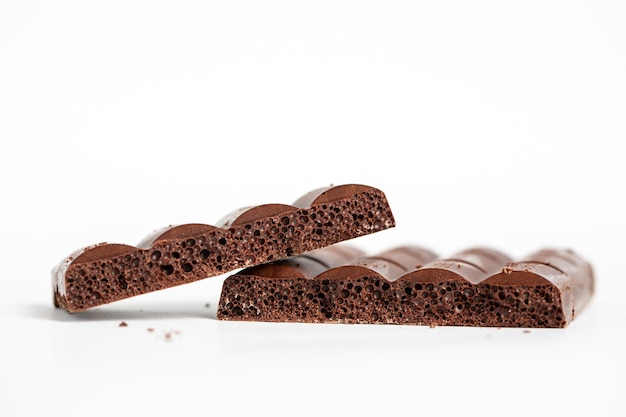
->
1, 291, 620, 417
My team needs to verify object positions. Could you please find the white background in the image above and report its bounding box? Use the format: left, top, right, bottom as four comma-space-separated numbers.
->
1, 1, 625, 416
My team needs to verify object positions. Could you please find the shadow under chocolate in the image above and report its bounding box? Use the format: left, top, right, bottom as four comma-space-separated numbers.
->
23, 302, 216, 322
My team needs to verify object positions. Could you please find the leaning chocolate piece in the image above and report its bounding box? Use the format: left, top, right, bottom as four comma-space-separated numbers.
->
217, 246, 594, 328
53, 184, 395, 312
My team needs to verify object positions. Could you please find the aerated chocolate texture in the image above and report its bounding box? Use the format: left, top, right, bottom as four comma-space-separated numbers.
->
217, 245, 594, 328
53, 184, 395, 312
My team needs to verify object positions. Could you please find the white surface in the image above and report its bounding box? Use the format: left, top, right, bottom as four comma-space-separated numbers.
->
1, 1, 625, 416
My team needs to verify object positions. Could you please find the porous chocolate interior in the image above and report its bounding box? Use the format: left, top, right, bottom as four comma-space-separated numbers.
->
218, 246, 593, 328
54, 184, 395, 312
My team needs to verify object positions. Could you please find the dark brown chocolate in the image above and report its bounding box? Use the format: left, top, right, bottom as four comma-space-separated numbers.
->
217, 245, 594, 328
53, 184, 395, 312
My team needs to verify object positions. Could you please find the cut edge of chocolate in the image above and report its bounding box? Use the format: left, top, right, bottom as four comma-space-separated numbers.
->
217, 245, 593, 328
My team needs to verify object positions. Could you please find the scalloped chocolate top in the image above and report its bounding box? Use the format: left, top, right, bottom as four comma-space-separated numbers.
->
53, 184, 395, 312
218, 245, 594, 328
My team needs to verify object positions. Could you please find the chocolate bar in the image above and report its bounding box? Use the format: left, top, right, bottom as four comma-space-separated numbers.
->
52, 184, 395, 312
217, 245, 594, 327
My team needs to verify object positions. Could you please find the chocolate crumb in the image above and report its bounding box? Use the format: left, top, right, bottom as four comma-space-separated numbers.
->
523, 330, 531, 334
163, 329, 181, 341
147, 327, 154, 332
119, 321, 128, 327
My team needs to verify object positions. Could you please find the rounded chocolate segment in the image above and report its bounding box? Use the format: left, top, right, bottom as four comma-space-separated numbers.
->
136, 224, 220, 248
219, 204, 296, 227
292, 184, 375, 208
403, 247, 510, 285
303, 245, 366, 268
402, 261, 486, 285
520, 248, 586, 273
72, 244, 137, 264
483, 263, 566, 286
376, 246, 438, 271
151, 224, 219, 242
316, 259, 400, 282
326, 245, 439, 283
480, 263, 574, 328
498, 248, 595, 316
243, 257, 327, 280
447, 247, 512, 275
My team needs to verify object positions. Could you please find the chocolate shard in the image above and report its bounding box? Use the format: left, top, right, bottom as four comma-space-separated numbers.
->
217, 246, 594, 328
52, 184, 395, 312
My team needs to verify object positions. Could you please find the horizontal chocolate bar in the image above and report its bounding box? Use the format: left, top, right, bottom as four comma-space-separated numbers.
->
53, 184, 395, 312
217, 245, 594, 328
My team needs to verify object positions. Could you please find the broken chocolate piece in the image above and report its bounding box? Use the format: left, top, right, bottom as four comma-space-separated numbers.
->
217, 245, 594, 328
53, 184, 395, 312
